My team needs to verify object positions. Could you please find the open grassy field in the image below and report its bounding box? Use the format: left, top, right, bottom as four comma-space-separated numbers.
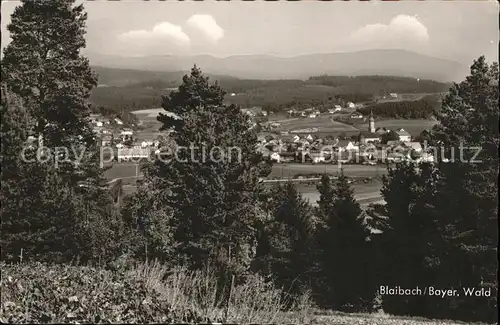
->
268, 163, 387, 179
104, 162, 387, 181
131, 108, 164, 117
103, 163, 141, 180
104, 163, 387, 208
274, 115, 360, 133
290, 180, 383, 207
225, 83, 338, 108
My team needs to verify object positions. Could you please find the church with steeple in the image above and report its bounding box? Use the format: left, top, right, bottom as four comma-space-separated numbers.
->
358, 110, 380, 144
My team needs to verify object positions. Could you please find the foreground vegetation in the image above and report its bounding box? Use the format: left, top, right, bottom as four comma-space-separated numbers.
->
1, 262, 489, 325
0, 261, 311, 324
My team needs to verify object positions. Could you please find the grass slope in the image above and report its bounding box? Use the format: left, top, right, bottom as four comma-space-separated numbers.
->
1, 262, 490, 325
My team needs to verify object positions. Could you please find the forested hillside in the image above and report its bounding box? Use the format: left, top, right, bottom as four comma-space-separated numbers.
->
359, 94, 444, 119
90, 68, 451, 114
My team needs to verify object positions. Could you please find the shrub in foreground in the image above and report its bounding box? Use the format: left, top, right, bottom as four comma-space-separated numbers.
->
0, 262, 203, 324
1, 261, 313, 324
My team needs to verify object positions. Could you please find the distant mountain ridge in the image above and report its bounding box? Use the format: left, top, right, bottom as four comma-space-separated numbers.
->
86, 49, 469, 82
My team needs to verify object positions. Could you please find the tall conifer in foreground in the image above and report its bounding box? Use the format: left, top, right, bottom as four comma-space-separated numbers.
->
1, 0, 123, 263
145, 66, 270, 277
378, 57, 498, 322
255, 182, 316, 299
316, 172, 374, 311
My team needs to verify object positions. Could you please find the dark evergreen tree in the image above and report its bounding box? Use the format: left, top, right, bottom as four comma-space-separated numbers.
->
146, 66, 270, 278
254, 182, 316, 299
317, 172, 375, 311
1, 0, 123, 264
376, 162, 442, 316
316, 174, 334, 224
429, 57, 498, 322
377, 57, 498, 323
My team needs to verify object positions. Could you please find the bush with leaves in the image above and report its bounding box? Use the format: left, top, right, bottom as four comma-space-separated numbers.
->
0, 262, 203, 324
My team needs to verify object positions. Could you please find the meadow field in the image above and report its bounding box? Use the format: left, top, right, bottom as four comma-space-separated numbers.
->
274, 115, 360, 133
104, 162, 387, 181
292, 180, 383, 207
104, 162, 387, 208
103, 163, 142, 180
268, 163, 387, 179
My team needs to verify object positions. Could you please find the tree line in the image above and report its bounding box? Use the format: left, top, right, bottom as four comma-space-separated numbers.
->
308, 75, 451, 95
1, 1, 497, 323
359, 96, 441, 119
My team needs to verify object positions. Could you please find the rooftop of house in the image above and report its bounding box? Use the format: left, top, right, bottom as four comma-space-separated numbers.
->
406, 142, 423, 150
335, 139, 355, 147
359, 131, 380, 138
396, 129, 411, 136
386, 140, 400, 146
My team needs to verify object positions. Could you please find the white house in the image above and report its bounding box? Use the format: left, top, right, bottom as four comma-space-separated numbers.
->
312, 156, 325, 164
242, 109, 255, 117
306, 134, 314, 142
270, 152, 281, 163
359, 131, 380, 144
351, 112, 363, 119
396, 129, 412, 142
117, 148, 150, 162
420, 152, 435, 163
347, 102, 355, 109
308, 113, 317, 118
121, 129, 134, 136
114, 118, 124, 125
406, 142, 422, 152
335, 140, 359, 152
389, 93, 398, 98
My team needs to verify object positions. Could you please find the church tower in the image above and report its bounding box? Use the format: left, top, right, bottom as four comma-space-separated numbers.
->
369, 110, 375, 133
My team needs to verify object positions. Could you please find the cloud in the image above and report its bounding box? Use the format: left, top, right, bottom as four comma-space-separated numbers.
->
350, 15, 429, 48
186, 14, 224, 43
118, 22, 190, 46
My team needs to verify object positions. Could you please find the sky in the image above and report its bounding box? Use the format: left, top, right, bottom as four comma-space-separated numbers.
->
1, 0, 498, 64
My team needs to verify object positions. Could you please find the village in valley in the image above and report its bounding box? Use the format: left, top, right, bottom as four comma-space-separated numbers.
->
95, 92, 441, 208
94, 95, 438, 165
